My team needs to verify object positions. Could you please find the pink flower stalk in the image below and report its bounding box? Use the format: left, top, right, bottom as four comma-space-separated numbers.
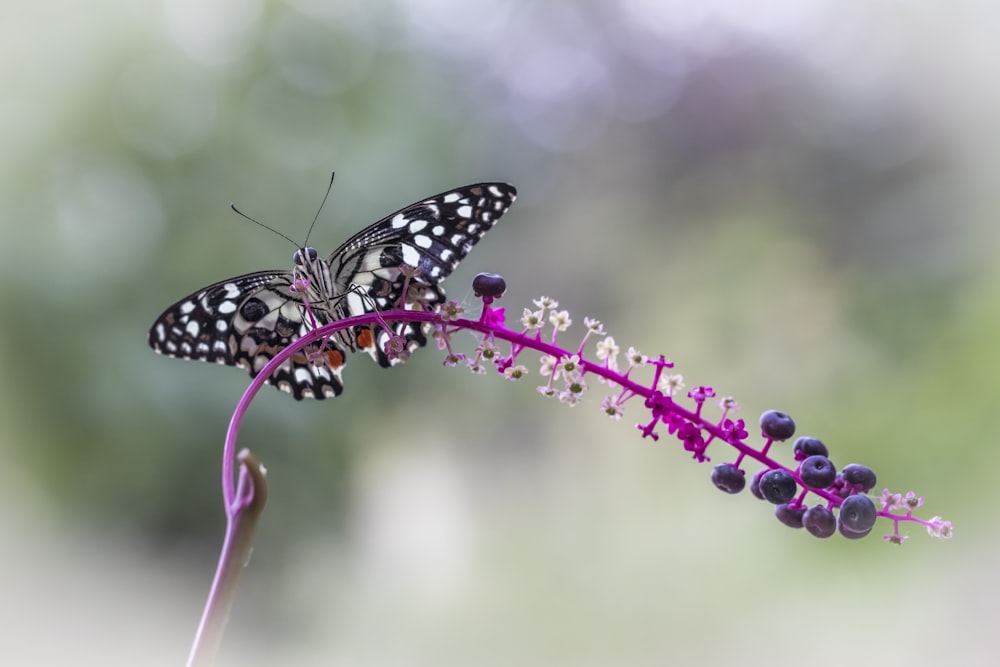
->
189, 270, 951, 665
223, 270, 951, 544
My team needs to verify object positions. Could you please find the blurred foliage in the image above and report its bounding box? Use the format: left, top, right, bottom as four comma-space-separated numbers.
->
1, 0, 997, 665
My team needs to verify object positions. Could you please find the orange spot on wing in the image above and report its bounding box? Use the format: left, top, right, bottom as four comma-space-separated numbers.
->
356, 327, 374, 350
326, 349, 345, 369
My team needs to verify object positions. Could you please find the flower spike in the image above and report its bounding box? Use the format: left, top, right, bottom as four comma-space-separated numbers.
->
428, 272, 951, 545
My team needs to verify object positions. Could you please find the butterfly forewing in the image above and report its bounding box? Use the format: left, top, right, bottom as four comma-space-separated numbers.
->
148, 182, 516, 400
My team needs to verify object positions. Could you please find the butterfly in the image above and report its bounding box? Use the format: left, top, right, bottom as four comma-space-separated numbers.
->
148, 182, 517, 399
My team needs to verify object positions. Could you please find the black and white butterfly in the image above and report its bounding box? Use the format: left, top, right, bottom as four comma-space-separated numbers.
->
148, 182, 517, 400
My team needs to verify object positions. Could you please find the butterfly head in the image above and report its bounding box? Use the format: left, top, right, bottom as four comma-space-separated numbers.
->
292, 246, 319, 266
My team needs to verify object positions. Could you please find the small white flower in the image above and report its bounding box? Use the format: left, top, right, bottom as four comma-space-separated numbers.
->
717, 396, 741, 412
584, 317, 605, 335
927, 517, 954, 539
557, 354, 583, 378
539, 354, 558, 377
443, 352, 466, 367
903, 491, 924, 510
549, 309, 572, 332
559, 377, 588, 406
533, 296, 558, 310
880, 489, 905, 512
384, 335, 410, 362
658, 373, 685, 397
537, 385, 558, 397
503, 364, 528, 380
595, 336, 620, 371
559, 391, 581, 406
600, 395, 624, 420
521, 307, 544, 332
626, 346, 648, 367
478, 338, 500, 361
439, 300, 465, 322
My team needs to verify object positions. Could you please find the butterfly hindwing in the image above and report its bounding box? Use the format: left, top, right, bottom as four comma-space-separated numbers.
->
148, 182, 517, 400
148, 272, 349, 399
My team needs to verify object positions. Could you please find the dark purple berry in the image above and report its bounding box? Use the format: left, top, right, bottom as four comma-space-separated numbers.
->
793, 436, 828, 460
799, 455, 837, 489
838, 494, 877, 533
749, 469, 766, 500
711, 464, 746, 494
759, 410, 796, 441
838, 522, 873, 540
775, 503, 805, 528
472, 272, 507, 298
841, 464, 877, 492
802, 505, 837, 538
758, 469, 797, 504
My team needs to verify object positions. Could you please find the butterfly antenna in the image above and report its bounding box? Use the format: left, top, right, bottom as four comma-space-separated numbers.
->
230, 203, 299, 248
303, 171, 336, 247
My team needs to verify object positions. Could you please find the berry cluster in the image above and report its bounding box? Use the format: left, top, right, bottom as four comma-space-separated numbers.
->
714, 411, 892, 540
431, 273, 952, 545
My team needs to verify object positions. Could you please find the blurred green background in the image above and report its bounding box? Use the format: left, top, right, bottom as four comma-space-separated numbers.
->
1, 0, 995, 665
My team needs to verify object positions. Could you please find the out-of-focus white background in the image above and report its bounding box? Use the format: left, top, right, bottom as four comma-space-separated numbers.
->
0, 1, 993, 665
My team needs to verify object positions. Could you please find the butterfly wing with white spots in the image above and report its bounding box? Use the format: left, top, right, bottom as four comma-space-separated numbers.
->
148, 182, 517, 399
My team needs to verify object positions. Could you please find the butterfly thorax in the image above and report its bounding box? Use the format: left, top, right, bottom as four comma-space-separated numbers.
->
291, 247, 338, 314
